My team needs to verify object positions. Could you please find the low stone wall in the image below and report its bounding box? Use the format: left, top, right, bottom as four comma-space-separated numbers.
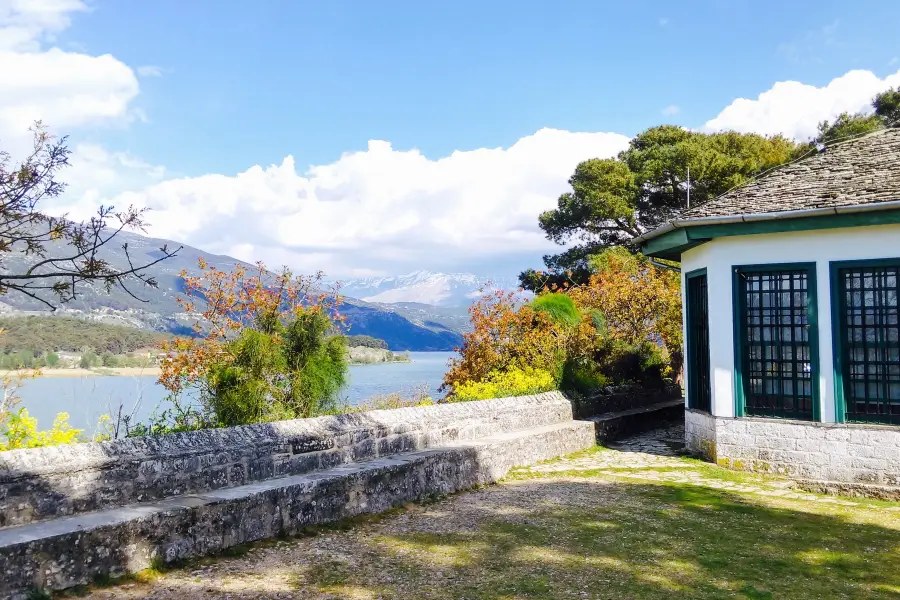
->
589, 398, 684, 445
0, 393, 595, 598
571, 385, 681, 420
685, 409, 900, 485
0, 393, 574, 528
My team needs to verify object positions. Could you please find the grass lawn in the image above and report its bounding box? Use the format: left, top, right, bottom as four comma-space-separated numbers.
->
75, 446, 900, 600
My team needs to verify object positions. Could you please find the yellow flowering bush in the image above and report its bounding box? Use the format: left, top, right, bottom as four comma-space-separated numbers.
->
451, 367, 556, 402
0, 408, 83, 450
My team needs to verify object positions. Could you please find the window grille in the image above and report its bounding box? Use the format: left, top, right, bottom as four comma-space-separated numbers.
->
836, 264, 900, 424
736, 267, 816, 420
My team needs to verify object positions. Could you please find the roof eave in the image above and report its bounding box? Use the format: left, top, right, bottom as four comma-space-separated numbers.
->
633, 199, 900, 246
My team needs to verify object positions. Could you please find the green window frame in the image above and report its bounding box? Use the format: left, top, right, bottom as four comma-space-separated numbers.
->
830, 258, 900, 425
732, 263, 820, 421
685, 268, 711, 412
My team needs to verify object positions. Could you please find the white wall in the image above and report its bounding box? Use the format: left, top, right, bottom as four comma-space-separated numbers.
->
681, 222, 900, 422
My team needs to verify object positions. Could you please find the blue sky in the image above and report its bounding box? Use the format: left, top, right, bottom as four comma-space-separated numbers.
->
65, 0, 899, 173
3, 0, 900, 277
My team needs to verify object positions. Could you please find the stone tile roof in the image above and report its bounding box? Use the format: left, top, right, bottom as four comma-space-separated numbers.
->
680, 127, 900, 220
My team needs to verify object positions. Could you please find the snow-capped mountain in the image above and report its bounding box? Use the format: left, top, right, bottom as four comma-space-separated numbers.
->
339, 270, 518, 307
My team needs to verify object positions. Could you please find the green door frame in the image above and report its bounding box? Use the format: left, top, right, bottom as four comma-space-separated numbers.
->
732, 262, 821, 421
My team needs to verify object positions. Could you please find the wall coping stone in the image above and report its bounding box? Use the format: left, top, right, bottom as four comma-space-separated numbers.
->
0, 392, 570, 479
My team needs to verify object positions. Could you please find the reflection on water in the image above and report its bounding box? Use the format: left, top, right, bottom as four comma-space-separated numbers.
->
15, 351, 455, 433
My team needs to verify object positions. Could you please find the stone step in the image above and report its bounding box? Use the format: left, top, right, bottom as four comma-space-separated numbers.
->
0, 419, 595, 598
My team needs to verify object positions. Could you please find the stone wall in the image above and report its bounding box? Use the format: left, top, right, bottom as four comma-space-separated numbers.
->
0, 393, 596, 598
0, 393, 575, 528
571, 385, 681, 420
685, 409, 900, 485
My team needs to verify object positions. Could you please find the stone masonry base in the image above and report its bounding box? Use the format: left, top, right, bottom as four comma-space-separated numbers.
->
685, 409, 900, 486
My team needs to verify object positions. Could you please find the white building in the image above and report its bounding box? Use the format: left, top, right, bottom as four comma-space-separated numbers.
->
637, 128, 900, 488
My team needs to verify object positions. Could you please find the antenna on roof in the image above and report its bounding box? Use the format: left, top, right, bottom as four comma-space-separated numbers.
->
686, 165, 691, 208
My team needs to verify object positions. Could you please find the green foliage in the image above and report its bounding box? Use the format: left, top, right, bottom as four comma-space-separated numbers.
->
560, 360, 611, 395
874, 87, 900, 126
101, 351, 118, 367
345, 335, 389, 349
1, 408, 83, 450
45, 352, 59, 366
0, 316, 167, 355
530, 293, 580, 328
79, 349, 99, 369
451, 367, 556, 402
204, 310, 348, 427
596, 340, 669, 388
522, 126, 798, 288
815, 112, 883, 144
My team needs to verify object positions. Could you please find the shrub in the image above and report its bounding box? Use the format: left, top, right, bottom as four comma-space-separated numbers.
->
596, 340, 669, 388
161, 261, 348, 427
560, 360, 611, 396
79, 349, 98, 369
531, 293, 580, 328
1, 409, 83, 450
450, 367, 556, 402
443, 290, 568, 394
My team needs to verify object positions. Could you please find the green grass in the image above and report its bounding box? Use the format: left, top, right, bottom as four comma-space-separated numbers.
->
293, 461, 900, 599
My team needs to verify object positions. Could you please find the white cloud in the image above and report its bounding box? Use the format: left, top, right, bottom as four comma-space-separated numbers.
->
890, 57, 899, 66
658, 17, 669, 26
136, 65, 163, 77
0, 0, 139, 155
661, 104, 680, 116
704, 69, 900, 140
0, 0, 87, 52
67, 129, 630, 276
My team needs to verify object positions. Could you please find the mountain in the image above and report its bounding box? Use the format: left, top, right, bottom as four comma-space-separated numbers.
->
0, 231, 463, 351
339, 270, 518, 307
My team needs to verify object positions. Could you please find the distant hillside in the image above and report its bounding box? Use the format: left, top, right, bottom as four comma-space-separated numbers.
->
0, 229, 463, 351
0, 316, 168, 355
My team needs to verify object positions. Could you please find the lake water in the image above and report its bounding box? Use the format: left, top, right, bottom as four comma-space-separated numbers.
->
15, 351, 456, 434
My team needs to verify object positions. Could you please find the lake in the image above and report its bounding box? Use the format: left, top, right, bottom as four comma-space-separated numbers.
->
15, 351, 456, 434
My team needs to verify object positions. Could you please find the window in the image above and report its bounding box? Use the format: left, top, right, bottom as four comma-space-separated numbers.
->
832, 259, 900, 425
686, 269, 711, 412
733, 264, 819, 421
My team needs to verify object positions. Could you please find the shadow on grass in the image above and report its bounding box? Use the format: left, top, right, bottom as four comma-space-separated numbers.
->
126, 478, 900, 600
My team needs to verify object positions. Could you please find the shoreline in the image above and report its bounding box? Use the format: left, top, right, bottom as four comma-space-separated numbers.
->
0, 367, 162, 379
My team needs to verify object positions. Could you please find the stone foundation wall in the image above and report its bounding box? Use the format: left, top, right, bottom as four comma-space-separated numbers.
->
0, 393, 574, 528
685, 410, 900, 485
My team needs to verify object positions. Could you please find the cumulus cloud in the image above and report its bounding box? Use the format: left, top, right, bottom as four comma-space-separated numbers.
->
69, 129, 629, 276
661, 105, 680, 116
704, 69, 900, 140
0, 0, 139, 155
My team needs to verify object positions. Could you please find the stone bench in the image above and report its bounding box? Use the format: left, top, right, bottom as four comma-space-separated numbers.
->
0, 393, 595, 598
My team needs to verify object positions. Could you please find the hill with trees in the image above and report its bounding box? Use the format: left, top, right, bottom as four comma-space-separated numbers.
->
0, 316, 167, 355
